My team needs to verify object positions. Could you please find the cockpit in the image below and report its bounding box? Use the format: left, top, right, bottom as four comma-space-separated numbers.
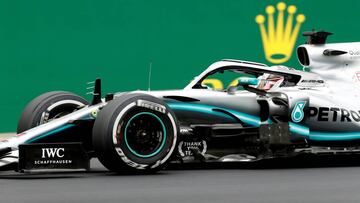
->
192, 66, 291, 93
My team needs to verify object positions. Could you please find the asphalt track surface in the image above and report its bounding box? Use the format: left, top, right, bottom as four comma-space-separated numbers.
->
1, 156, 360, 203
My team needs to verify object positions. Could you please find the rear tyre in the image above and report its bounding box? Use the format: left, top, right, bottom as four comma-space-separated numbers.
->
17, 91, 88, 133
92, 93, 179, 173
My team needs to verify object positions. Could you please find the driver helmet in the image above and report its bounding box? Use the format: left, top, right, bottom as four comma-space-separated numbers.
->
257, 66, 289, 90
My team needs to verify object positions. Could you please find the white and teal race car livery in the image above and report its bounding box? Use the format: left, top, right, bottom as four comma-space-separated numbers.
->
1, 31, 360, 173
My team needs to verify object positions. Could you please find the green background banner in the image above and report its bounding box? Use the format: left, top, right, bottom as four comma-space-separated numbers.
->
0, 0, 358, 132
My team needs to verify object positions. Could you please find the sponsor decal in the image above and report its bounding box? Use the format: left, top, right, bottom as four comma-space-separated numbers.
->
355, 72, 360, 82
203, 1, 308, 91
349, 51, 360, 60
291, 101, 306, 123
349, 50, 360, 56
136, 100, 166, 114
42, 148, 65, 158
300, 80, 324, 84
309, 107, 360, 122
34, 160, 72, 165
18, 143, 89, 171
352, 72, 360, 85
255, 2, 305, 64
299, 80, 325, 87
35, 148, 72, 165
178, 140, 207, 157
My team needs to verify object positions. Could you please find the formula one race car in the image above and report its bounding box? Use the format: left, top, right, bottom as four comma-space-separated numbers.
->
1, 31, 360, 173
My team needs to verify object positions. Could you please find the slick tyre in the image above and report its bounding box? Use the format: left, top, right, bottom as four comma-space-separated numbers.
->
17, 91, 88, 133
93, 93, 179, 173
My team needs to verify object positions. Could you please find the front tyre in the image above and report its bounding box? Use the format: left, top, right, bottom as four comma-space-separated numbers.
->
92, 94, 179, 173
17, 91, 88, 133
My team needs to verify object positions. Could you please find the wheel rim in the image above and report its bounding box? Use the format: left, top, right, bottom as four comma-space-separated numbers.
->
39, 100, 85, 125
124, 112, 166, 158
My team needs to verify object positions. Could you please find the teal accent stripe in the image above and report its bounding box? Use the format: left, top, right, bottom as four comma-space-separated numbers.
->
168, 103, 235, 120
169, 102, 360, 142
168, 103, 261, 127
309, 131, 360, 141
26, 124, 75, 143
289, 122, 310, 136
289, 122, 360, 141
124, 112, 167, 158
225, 109, 262, 127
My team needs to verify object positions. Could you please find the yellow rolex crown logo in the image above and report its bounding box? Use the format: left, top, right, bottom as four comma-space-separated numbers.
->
255, 2, 305, 64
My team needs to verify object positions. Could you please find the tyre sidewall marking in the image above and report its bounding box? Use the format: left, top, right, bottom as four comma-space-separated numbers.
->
39, 100, 86, 125
111, 99, 177, 169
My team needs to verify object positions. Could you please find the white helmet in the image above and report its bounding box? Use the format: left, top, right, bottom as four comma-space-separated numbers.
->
257, 66, 288, 90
